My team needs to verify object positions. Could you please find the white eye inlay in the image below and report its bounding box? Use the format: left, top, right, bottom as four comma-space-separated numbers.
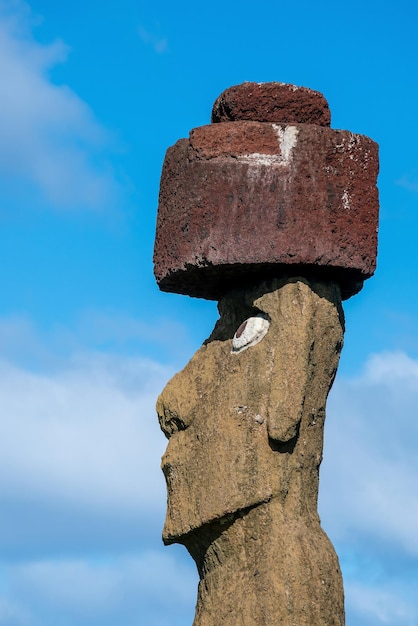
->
231, 315, 270, 353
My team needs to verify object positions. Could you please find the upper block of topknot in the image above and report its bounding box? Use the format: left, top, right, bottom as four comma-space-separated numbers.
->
211, 82, 331, 126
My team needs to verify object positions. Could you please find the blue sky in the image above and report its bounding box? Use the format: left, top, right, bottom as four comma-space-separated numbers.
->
0, 0, 417, 624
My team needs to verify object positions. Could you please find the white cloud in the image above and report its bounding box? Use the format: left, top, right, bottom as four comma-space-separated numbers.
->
346, 582, 418, 626
12, 551, 195, 611
0, 350, 171, 516
0, 312, 195, 372
320, 350, 418, 625
0, 312, 196, 626
0, 550, 196, 625
321, 351, 418, 556
0, 0, 120, 210
0, 598, 30, 626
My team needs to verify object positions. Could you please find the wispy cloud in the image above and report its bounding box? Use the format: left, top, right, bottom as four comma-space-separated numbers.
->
321, 350, 418, 624
346, 581, 418, 626
0, 551, 196, 626
0, 351, 170, 521
322, 351, 418, 554
397, 170, 418, 193
0, 313, 195, 623
0, 1, 121, 211
138, 24, 168, 54
0, 312, 194, 372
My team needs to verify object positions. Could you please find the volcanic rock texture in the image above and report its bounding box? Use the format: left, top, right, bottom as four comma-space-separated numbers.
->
211, 81, 332, 126
157, 278, 345, 625
154, 121, 378, 300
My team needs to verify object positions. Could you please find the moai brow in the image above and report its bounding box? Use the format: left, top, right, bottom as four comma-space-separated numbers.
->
153, 81, 379, 626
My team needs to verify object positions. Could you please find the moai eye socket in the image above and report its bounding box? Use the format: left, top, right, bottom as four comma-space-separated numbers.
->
231, 314, 270, 353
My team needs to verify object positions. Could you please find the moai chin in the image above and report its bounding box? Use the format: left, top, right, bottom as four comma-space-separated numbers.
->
153, 82, 379, 625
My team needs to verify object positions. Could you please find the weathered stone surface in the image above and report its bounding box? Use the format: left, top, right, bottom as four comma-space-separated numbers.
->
154, 82, 379, 624
212, 82, 331, 126
157, 278, 345, 625
154, 121, 379, 300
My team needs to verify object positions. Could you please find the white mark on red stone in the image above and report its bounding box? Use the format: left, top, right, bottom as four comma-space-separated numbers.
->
273, 125, 299, 162
238, 153, 284, 166
236, 125, 299, 167
231, 314, 270, 353
342, 190, 350, 210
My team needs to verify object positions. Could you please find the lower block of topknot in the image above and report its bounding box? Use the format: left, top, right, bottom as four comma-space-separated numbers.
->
154, 121, 379, 300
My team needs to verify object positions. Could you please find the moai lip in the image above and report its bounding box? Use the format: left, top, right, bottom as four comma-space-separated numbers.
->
153, 82, 379, 300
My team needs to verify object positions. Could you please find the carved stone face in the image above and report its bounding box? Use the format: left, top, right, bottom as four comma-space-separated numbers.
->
157, 278, 344, 544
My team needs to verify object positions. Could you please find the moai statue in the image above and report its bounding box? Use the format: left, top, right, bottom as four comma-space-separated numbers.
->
153, 83, 379, 625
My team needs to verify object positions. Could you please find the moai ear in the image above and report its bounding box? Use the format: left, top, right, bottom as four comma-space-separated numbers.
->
261, 279, 344, 443
260, 281, 313, 443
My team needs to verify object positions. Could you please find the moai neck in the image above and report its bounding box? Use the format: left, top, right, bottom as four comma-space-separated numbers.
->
186, 499, 344, 626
